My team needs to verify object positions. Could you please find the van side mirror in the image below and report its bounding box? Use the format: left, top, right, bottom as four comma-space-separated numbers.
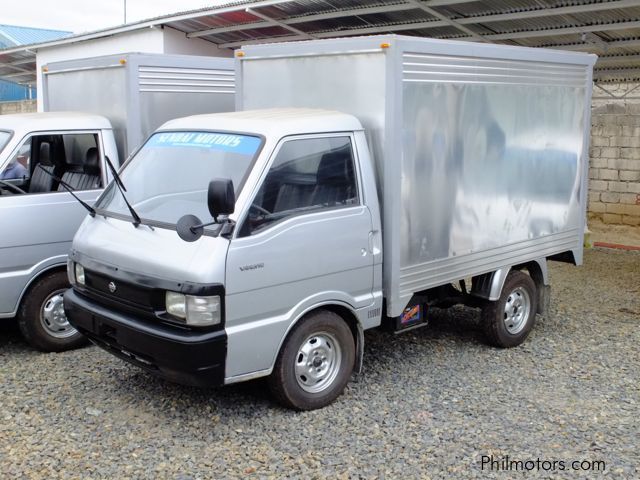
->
208, 178, 235, 222
176, 179, 235, 242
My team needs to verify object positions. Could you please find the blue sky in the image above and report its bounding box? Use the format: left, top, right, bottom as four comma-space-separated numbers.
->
5, 0, 227, 33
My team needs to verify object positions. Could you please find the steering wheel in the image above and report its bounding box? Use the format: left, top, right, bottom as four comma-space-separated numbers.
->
0, 180, 26, 195
250, 203, 271, 216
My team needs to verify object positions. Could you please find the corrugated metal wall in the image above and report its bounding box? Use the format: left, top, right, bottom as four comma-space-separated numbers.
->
0, 79, 35, 101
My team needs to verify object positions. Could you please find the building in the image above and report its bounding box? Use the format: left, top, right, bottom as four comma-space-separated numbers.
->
0, 24, 71, 101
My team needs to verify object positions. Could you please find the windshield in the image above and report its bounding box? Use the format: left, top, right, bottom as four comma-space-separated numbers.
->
96, 131, 263, 225
0, 131, 11, 153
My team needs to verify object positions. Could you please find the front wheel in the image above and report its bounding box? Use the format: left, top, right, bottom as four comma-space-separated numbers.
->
18, 271, 87, 352
268, 310, 355, 410
481, 270, 537, 348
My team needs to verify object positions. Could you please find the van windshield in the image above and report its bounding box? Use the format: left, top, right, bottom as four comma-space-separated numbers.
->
96, 131, 263, 226
0, 131, 11, 153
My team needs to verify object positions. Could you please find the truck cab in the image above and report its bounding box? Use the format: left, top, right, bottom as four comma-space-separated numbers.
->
0, 112, 117, 351
65, 109, 383, 409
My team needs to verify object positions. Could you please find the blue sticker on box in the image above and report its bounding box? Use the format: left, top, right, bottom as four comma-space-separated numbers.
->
148, 132, 261, 155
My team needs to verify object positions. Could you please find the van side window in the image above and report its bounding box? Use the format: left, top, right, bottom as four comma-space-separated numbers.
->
56, 134, 102, 191
0, 144, 30, 182
241, 136, 358, 236
0, 133, 102, 195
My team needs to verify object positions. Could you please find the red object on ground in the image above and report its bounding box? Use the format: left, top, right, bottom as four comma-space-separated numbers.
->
593, 242, 640, 251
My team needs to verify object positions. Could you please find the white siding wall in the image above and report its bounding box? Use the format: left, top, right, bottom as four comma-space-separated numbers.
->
162, 26, 231, 57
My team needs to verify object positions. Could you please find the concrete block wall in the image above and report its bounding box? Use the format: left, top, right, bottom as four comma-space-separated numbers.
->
0, 100, 37, 115
589, 83, 640, 226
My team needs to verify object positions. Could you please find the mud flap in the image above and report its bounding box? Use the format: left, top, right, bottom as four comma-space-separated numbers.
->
537, 284, 552, 320
354, 322, 364, 376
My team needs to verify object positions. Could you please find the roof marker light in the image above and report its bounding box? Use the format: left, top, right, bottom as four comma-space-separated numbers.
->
380, 42, 391, 49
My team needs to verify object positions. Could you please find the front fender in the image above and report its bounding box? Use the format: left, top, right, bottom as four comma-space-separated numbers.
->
224, 292, 364, 383
0, 254, 68, 318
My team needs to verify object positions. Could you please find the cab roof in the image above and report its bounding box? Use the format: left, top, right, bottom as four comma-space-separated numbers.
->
0, 111, 112, 132
158, 108, 364, 137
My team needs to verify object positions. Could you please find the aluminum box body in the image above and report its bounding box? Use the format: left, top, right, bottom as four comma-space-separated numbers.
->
42, 53, 235, 160
237, 35, 596, 317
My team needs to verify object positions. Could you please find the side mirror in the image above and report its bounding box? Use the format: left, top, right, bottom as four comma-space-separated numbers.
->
208, 178, 235, 221
176, 179, 235, 242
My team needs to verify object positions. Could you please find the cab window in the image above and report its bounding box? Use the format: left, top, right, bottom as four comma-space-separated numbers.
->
0, 133, 102, 195
0, 144, 30, 182
240, 136, 358, 236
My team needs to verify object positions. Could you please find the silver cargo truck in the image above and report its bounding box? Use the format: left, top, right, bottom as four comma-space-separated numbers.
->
0, 53, 234, 351
64, 35, 596, 409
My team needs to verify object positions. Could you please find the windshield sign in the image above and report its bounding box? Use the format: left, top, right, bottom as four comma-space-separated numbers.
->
96, 131, 262, 227
149, 132, 261, 155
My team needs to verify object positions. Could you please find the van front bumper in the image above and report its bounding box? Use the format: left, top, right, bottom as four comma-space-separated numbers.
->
64, 289, 226, 387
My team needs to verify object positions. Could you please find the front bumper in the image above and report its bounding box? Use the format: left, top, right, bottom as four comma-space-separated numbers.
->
64, 289, 226, 387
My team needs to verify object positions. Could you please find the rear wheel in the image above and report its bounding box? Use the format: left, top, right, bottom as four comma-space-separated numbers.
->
18, 271, 87, 352
482, 270, 537, 348
268, 310, 355, 410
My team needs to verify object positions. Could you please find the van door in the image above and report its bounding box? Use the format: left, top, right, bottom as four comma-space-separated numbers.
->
224, 134, 375, 378
0, 131, 105, 349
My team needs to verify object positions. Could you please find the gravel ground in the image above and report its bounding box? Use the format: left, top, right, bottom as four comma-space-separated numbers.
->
0, 248, 638, 479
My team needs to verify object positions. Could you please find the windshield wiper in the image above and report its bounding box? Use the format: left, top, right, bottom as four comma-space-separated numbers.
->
103, 156, 142, 228
36, 165, 96, 216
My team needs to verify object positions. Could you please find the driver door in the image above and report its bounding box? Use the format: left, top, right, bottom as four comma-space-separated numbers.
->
0, 131, 105, 316
223, 133, 375, 378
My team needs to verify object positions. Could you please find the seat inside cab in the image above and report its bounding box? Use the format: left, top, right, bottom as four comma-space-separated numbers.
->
0, 133, 103, 195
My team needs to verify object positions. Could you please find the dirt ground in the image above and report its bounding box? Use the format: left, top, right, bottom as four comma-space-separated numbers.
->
588, 219, 640, 248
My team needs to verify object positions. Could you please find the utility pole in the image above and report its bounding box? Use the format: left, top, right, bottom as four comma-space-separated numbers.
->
124, 0, 127, 24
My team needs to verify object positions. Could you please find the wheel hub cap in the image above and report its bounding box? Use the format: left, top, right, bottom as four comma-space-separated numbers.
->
503, 286, 531, 335
294, 332, 342, 394
40, 291, 77, 339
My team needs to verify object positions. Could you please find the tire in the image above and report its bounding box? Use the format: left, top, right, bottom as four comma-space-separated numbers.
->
268, 310, 355, 410
481, 270, 537, 348
18, 271, 87, 352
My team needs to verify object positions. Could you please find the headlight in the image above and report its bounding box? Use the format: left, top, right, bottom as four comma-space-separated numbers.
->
186, 295, 221, 326
165, 292, 221, 327
74, 263, 85, 286
166, 291, 186, 319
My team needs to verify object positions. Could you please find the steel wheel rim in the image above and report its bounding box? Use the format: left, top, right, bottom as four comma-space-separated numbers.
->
40, 289, 77, 339
294, 331, 342, 394
503, 286, 531, 335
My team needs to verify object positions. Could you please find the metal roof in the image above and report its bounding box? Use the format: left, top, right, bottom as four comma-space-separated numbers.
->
2, 0, 640, 86
0, 24, 71, 49
0, 24, 71, 86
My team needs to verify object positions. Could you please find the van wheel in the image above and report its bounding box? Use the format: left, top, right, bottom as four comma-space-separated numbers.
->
268, 310, 355, 410
18, 271, 87, 352
482, 270, 537, 348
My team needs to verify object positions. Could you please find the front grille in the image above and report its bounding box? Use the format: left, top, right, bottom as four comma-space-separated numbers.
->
83, 269, 163, 313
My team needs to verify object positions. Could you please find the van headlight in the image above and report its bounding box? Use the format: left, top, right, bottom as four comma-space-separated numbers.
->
69, 262, 85, 286
165, 291, 221, 327
75, 264, 86, 285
